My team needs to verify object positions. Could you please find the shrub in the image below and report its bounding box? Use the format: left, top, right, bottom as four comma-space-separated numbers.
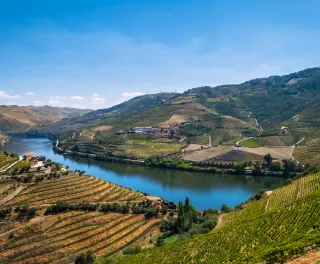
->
75, 250, 95, 264
123, 245, 142, 255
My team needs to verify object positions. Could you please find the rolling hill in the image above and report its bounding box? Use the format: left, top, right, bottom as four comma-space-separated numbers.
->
35, 67, 320, 165
0, 105, 91, 134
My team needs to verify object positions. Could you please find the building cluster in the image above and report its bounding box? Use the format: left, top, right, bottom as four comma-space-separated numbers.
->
24, 152, 46, 161
116, 126, 160, 135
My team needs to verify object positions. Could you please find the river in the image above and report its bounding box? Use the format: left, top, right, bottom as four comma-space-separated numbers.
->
4, 138, 286, 209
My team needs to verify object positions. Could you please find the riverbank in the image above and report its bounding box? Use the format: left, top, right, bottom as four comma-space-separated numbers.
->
5, 134, 302, 179
4, 137, 287, 210
53, 144, 297, 178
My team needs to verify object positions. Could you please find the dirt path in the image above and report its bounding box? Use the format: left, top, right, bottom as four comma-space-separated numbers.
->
255, 119, 263, 131
0, 185, 25, 206
214, 214, 224, 230
287, 250, 320, 264
208, 135, 212, 147
264, 190, 273, 211
236, 137, 253, 146
0, 155, 23, 172
294, 137, 305, 146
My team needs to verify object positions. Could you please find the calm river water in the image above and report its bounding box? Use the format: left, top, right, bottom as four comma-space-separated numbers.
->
4, 138, 286, 209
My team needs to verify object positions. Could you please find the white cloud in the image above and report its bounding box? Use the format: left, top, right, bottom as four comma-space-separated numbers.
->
34, 100, 43, 105
0, 91, 20, 99
92, 93, 99, 97
25, 92, 35, 95
70, 96, 84, 100
91, 95, 105, 104
122, 92, 145, 97
48, 100, 60, 104
49, 96, 66, 100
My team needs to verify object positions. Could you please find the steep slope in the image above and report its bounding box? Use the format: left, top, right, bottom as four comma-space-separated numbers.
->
117, 173, 320, 264
191, 67, 320, 129
0, 105, 91, 133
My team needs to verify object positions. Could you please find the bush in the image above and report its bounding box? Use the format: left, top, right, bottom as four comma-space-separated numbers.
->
221, 204, 233, 213
75, 250, 95, 264
0, 207, 12, 218
123, 245, 143, 255
17, 204, 37, 219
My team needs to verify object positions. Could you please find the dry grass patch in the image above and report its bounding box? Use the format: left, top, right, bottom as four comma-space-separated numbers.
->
183, 145, 233, 162
91, 125, 113, 132
237, 146, 294, 160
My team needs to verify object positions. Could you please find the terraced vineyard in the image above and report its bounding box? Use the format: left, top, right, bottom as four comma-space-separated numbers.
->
117, 173, 320, 264
255, 135, 298, 146
0, 152, 19, 170
3, 173, 144, 207
294, 139, 320, 165
267, 172, 320, 211
0, 211, 161, 263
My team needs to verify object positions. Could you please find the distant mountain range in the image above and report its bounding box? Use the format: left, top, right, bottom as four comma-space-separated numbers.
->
0, 105, 91, 134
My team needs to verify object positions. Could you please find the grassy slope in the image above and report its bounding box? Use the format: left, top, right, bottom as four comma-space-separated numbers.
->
241, 138, 262, 148
118, 173, 320, 264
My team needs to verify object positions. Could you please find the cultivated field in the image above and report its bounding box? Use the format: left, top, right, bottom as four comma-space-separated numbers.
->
236, 146, 294, 160
119, 172, 320, 263
116, 138, 186, 159
293, 139, 320, 165
183, 145, 232, 161
210, 149, 264, 162
3, 173, 144, 207
0, 152, 19, 171
240, 138, 262, 148
163, 114, 187, 125
0, 211, 161, 263
182, 143, 209, 152
255, 135, 298, 146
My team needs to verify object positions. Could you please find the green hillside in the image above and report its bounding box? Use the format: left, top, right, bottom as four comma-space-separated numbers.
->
21, 67, 320, 165
112, 173, 320, 264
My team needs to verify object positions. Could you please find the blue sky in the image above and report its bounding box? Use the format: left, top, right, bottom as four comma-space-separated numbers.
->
1, 0, 319, 109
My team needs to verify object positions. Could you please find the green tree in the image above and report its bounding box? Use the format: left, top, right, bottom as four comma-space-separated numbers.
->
221, 204, 233, 213
269, 163, 282, 171
177, 201, 185, 233
264, 154, 273, 164
74, 250, 95, 264
252, 163, 262, 175
283, 160, 297, 177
